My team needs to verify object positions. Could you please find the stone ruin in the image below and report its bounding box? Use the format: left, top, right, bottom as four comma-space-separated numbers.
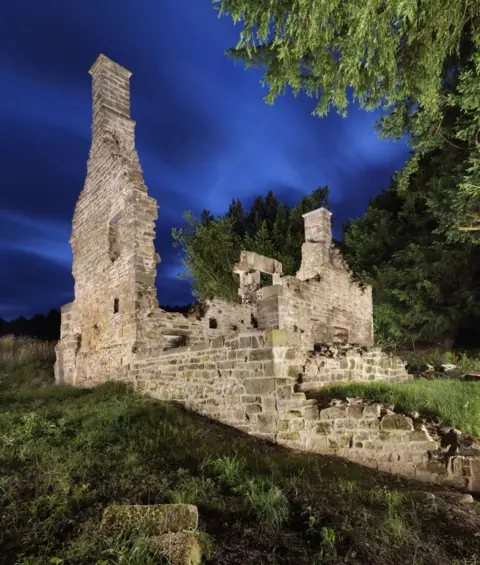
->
55, 55, 479, 493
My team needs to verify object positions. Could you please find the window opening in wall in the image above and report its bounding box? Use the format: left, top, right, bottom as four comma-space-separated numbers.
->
108, 213, 122, 263
114, 298, 120, 314
75, 334, 82, 355
209, 318, 218, 329
163, 334, 187, 350
251, 314, 258, 329
333, 326, 348, 344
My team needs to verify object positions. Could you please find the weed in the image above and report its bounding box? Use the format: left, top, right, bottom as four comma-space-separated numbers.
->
311, 527, 337, 563
203, 453, 245, 491
336, 478, 357, 495
196, 531, 214, 560
96, 532, 166, 565
242, 478, 289, 532
168, 470, 219, 509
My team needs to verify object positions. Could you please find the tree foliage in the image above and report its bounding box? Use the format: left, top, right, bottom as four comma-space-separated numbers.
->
172, 187, 329, 301
214, 0, 480, 236
341, 170, 480, 349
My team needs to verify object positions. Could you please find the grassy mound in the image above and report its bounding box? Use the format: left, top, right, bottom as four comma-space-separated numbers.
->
1, 336, 480, 564
311, 380, 480, 436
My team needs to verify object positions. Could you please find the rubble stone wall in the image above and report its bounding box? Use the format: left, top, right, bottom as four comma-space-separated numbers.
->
291, 403, 479, 493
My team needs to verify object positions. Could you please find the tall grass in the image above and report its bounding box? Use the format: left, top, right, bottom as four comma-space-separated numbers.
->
0, 334, 55, 363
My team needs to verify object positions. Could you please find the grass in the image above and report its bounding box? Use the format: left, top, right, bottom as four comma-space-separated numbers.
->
1, 336, 480, 564
400, 348, 480, 374
311, 380, 480, 436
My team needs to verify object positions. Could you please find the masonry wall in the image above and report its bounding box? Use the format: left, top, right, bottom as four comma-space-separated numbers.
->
296, 404, 480, 492
299, 345, 411, 390
125, 328, 478, 492
132, 331, 281, 439
256, 273, 373, 347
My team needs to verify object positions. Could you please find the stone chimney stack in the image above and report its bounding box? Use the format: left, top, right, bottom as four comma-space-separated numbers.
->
89, 54, 132, 129
296, 207, 332, 281
303, 207, 332, 246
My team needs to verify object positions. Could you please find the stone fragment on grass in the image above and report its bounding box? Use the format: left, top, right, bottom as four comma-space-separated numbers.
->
434, 492, 474, 505
101, 504, 198, 535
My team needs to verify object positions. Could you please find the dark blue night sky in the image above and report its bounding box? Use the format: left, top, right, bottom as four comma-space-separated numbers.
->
0, 0, 410, 320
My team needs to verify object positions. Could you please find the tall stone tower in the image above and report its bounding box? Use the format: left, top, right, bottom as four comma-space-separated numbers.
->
55, 55, 160, 385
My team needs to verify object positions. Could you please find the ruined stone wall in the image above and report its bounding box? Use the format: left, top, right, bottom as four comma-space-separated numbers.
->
127, 330, 411, 438
124, 328, 478, 491
131, 331, 281, 439
255, 274, 373, 347
299, 345, 411, 390
136, 298, 255, 349
288, 402, 479, 493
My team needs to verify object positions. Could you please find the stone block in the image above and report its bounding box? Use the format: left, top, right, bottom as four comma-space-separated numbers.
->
425, 460, 448, 475
327, 434, 351, 449
278, 432, 300, 441
335, 419, 361, 430
101, 504, 198, 535
362, 405, 381, 419
290, 419, 305, 431
150, 532, 202, 565
285, 410, 303, 419
241, 395, 260, 403
285, 349, 297, 360
245, 378, 276, 395
262, 360, 275, 375
315, 421, 333, 435
320, 406, 347, 419
303, 405, 320, 420
261, 397, 276, 412
249, 349, 274, 361
380, 414, 413, 431
276, 385, 292, 400
210, 337, 224, 349
239, 337, 251, 349
265, 329, 291, 346
379, 430, 410, 442
346, 406, 364, 419
409, 428, 434, 443
245, 403, 262, 415
256, 414, 277, 433
278, 420, 289, 432
307, 435, 330, 452
251, 336, 263, 348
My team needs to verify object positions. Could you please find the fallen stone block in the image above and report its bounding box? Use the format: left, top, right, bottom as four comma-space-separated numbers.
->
150, 532, 202, 565
101, 504, 198, 535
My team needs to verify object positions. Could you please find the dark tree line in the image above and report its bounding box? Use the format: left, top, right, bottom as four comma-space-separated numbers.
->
0, 310, 61, 341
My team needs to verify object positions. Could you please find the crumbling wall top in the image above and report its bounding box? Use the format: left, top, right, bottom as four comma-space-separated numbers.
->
234, 250, 283, 276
